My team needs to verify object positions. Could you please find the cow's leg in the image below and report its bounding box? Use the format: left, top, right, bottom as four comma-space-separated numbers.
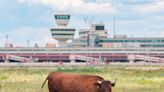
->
48, 87, 58, 92
48, 85, 54, 92
48, 88, 53, 92
53, 89, 58, 92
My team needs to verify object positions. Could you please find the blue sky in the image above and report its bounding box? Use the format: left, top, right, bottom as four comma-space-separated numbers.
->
0, 0, 164, 47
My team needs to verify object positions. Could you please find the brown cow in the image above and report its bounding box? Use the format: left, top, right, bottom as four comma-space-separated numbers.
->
41, 72, 116, 92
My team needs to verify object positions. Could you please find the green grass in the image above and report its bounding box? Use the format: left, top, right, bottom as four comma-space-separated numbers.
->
0, 66, 164, 92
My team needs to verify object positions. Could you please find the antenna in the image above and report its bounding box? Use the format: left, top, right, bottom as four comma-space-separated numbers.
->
88, 17, 92, 28
6, 35, 8, 45
91, 16, 94, 24
83, 17, 88, 28
27, 40, 29, 47
113, 16, 116, 38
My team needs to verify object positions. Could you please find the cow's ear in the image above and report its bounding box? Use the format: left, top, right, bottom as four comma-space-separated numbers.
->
111, 83, 115, 87
95, 81, 102, 88
111, 79, 116, 87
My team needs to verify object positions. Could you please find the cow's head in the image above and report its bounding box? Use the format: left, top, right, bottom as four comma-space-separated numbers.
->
95, 80, 115, 92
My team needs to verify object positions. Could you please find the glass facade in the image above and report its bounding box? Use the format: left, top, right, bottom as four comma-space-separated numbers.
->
52, 34, 73, 36
51, 28, 75, 42
141, 44, 164, 47
97, 38, 164, 48
55, 15, 70, 19
95, 26, 104, 30
79, 31, 89, 34
51, 29, 75, 32
99, 39, 164, 43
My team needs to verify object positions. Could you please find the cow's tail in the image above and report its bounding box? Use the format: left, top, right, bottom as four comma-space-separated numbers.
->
42, 77, 48, 88
39, 77, 48, 92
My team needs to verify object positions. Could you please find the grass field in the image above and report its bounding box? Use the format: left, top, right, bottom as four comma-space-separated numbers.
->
0, 66, 164, 92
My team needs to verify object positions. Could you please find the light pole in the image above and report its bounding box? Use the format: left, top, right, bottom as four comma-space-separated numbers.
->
6, 35, 8, 46
113, 16, 116, 38
5, 35, 9, 63
27, 40, 29, 47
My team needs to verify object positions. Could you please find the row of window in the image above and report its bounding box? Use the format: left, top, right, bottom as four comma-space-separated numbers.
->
51, 29, 75, 31
141, 45, 164, 47
95, 26, 104, 30
52, 35, 73, 38
51, 31, 75, 34
79, 31, 89, 34
1, 48, 164, 52
52, 34, 74, 35
55, 15, 70, 19
100, 39, 164, 43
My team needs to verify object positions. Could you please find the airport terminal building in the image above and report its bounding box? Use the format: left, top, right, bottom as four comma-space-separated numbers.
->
0, 13, 164, 63
73, 23, 164, 48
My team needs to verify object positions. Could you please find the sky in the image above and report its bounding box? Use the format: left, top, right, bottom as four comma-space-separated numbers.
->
0, 0, 164, 47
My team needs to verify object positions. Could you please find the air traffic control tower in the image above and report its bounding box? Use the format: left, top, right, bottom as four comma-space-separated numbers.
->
50, 13, 75, 47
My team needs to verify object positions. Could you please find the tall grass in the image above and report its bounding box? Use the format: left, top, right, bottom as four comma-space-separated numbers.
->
0, 66, 164, 92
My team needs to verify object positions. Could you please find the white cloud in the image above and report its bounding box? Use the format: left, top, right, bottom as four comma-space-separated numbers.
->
17, 0, 116, 15
135, 0, 164, 14
0, 27, 57, 47
0, 34, 6, 47
117, 20, 147, 25
105, 17, 164, 38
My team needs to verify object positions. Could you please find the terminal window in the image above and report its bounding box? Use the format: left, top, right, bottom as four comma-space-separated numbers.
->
55, 15, 70, 19
95, 26, 104, 30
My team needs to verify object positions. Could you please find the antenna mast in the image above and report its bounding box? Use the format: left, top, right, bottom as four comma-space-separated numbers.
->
6, 35, 8, 45
113, 16, 116, 38
83, 17, 88, 28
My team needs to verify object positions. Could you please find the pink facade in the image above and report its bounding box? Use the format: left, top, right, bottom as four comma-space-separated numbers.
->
102, 43, 113, 48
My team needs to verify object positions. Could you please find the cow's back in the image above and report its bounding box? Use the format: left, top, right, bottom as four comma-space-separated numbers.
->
47, 72, 104, 92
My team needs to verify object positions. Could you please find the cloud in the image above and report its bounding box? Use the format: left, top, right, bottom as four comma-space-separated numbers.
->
17, 0, 116, 15
106, 17, 164, 38
135, 0, 164, 14
0, 27, 57, 47
0, 34, 6, 47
